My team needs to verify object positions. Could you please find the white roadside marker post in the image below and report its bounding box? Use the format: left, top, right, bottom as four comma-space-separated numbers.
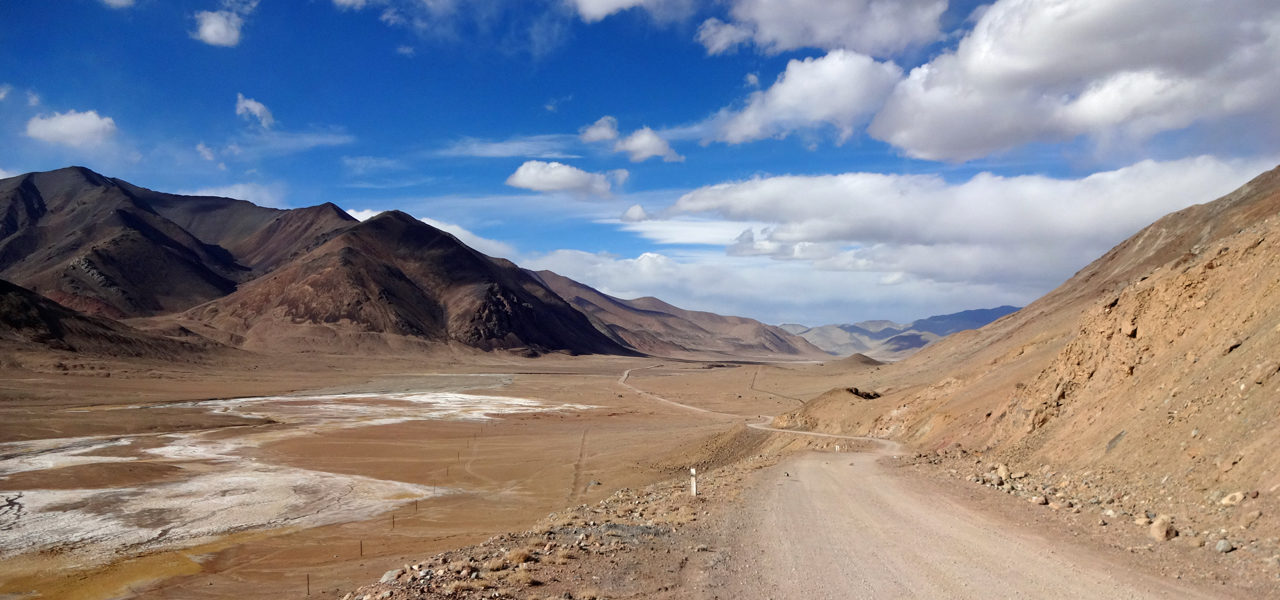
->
690, 467, 698, 497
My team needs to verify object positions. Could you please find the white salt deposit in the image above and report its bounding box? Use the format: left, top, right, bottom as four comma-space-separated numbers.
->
0, 386, 595, 568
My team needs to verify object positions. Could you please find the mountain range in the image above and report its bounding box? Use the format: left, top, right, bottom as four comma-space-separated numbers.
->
780, 306, 1020, 361
0, 166, 823, 360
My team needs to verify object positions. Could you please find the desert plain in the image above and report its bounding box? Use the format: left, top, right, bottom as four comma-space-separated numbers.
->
0, 347, 829, 599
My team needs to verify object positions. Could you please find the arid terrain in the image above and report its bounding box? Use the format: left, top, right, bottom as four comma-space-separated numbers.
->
3, 164, 1280, 600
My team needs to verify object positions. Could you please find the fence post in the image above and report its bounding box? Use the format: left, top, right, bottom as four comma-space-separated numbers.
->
690, 468, 697, 497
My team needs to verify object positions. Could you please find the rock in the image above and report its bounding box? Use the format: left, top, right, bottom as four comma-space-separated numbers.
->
1030, 495, 1048, 505
1048, 501, 1067, 511
1221, 491, 1245, 506
1149, 515, 1176, 542
1215, 539, 1235, 553
996, 464, 1011, 481
1134, 516, 1152, 526
380, 569, 403, 584
1098, 519, 1108, 527
377, 592, 392, 600
1240, 510, 1263, 529
1011, 471, 1028, 480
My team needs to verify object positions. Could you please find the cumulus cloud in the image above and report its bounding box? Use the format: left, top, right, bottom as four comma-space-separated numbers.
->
26, 110, 119, 148
579, 116, 619, 143
709, 50, 902, 144
505, 160, 624, 196
182, 182, 287, 208
621, 204, 648, 222
868, 0, 1280, 161
614, 127, 683, 162
235, 93, 274, 129
192, 1, 258, 47
670, 155, 1275, 288
101, 0, 135, 7
697, 0, 945, 57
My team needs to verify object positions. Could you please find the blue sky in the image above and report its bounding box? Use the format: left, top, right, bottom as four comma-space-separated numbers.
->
3, 0, 1279, 325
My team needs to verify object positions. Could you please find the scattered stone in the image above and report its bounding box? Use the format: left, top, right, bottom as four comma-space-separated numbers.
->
1215, 539, 1236, 553
1098, 519, 1108, 527
1149, 515, 1176, 542
996, 464, 1011, 481
1012, 471, 1029, 480
380, 569, 403, 584
1134, 516, 1152, 527
377, 591, 392, 600
1240, 510, 1263, 529
1048, 501, 1067, 511
1030, 495, 1048, 505
1221, 492, 1246, 506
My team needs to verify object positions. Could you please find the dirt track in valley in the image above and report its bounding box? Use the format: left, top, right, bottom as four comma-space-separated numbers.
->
716, 449, 1227, 599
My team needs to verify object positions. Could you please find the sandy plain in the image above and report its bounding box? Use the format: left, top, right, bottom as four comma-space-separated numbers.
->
0, 349, 794, 600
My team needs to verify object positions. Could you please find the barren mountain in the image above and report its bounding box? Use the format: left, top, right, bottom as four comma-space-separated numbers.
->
533, 269, 828, 359
782, 306, 1018, 361
182, 211, 634, 355
0, 168, 633, 356
783, 164, 1280, 541
0, 277, 205, 358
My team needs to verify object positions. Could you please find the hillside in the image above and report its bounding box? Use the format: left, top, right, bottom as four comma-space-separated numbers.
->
0, 277, 206, 358
180, 211, 634, 355
0, 168, 633, 356
781, 163, 1280, 541
533, 269, 828, 360
781, 305, 1019, 361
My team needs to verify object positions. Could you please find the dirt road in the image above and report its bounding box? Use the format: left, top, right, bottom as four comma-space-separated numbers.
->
715, 449, 1226, 599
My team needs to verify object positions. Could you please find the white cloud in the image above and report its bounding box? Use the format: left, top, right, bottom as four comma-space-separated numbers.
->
566, 0, 688, 23
395, 45, 415, 56
183, 182, 287, 208
615, 218, 762, 245
743, 72, 759, 88
614, 127, 683, 162
868, 0, 1280, 161
0, 167, 17, 179
196, 142, 216, 161
192, 1, 258, 47
670, 155, 1276, 288
709, 50, 902, 144
25, 91, 39, 107
332, 0, 368, 9
341, 155, 407, 175
621, 204, 648, 222
345, 209, 517, 258
0, 84, 10, 101
697, 0, 945, 57
696, 18, 753, 54
439, 135, 578, 159
230, 130, 355, 159
579, 116, 619, 143
26, 110, 119, 148
101, 0, 135, 7
505, 160, 623, 196
235, 93, 274, 129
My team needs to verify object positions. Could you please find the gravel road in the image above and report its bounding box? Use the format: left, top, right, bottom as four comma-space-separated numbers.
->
718, 449, 1226, 599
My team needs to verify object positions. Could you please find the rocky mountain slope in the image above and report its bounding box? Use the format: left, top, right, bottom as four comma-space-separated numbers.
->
782, 163, 1280, 552
533, 269, 828, 359
0, 168, 629, 356
780, 305, 1019, 361
0, 277, 205, 358
181, 212, 634, 355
